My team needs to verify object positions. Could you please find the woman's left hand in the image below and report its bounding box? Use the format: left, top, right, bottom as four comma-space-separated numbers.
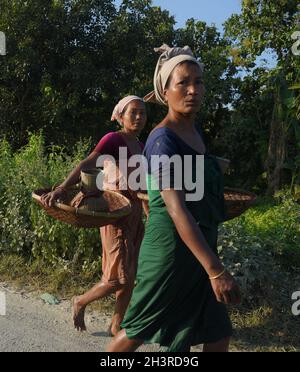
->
210, 271, 241, 305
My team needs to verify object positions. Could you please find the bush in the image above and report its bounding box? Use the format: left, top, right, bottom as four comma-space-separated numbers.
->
0, 133, 101, 271
218, 221, 280, 306
240, 194, 300, 269
219, 195, 300, 306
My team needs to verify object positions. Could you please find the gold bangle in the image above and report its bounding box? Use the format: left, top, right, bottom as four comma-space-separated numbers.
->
209, 269, 226, 280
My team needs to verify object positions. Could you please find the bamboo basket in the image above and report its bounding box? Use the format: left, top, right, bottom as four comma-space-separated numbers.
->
32, 185, 132, 228
137, 188, 257, 221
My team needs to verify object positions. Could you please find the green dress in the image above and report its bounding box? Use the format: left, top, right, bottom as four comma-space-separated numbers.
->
121, 127, 232, 351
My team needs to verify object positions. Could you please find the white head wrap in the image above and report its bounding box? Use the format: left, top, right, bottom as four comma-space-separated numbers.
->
144, 44, 204, 106
111, 95, 144, 124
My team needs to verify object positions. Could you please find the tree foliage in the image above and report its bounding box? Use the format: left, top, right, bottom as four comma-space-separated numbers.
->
0, 0, 299, 195
224, 0, 300, 194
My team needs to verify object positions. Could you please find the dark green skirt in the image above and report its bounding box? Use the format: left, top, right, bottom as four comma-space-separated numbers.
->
121, 212, 232, 351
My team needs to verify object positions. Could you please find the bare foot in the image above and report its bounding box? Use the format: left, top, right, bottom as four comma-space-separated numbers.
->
72, 296, 87, 331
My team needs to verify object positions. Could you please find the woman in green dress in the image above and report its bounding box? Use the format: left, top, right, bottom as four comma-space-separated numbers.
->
106, 44, 241, 352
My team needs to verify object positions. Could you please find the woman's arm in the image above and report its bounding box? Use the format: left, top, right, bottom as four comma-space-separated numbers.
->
161, 189, 241, 305
59, 151, 100, 189
161, 189, 223, 275
41, 132, 123, 207
41, 151, 100, 207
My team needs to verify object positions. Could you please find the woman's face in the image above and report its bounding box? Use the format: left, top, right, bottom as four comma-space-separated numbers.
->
164, 62, 205, 115
121, 100, 147, 135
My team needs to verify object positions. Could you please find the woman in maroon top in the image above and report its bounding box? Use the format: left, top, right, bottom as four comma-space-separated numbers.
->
41, 96, 147, 335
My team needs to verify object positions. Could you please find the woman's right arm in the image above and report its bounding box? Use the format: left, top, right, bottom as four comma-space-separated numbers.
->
161, 188, 241, 305
41, 151, 100, 207
41, 132, 121, 207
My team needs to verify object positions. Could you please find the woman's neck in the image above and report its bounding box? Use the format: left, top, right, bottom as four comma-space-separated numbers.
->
119, 128, 139, 141
164, 110, 196, 131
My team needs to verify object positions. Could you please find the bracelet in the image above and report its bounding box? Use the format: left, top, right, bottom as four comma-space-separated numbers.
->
209, 269, 226, 280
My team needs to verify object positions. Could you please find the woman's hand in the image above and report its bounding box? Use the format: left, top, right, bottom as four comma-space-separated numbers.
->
40, 187, 65, 208
210, 271, 241, 305
39, 151, 100, 208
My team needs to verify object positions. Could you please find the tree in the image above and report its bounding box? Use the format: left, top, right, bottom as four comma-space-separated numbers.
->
0, 0, 117, 148
175, 19, 239, 153
103, 0, 176, 139
224, 0, 300, 195
0, 0, 176, 148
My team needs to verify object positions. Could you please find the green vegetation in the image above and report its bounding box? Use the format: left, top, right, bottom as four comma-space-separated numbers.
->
1, 0, 299, 194
0, 133, 101, 268
220, 199, 300, 352
0, 0, 299, 352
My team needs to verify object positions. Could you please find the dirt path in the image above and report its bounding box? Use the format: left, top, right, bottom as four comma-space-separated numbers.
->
3, 283, 249, 352
0, 283, 178, 352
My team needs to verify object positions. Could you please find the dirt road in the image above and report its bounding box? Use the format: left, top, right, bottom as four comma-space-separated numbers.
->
0, 284, 165, 352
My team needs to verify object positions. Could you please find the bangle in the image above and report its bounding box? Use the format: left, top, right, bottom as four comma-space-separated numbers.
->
209, 269, 226, 280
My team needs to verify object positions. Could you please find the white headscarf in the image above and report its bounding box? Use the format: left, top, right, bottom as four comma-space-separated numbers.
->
111, 95, 144, 124
144, 44, 204, 106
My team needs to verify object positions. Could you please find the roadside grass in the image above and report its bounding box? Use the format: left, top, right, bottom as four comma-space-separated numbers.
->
230, 299, 300, 352
224, 192, 300, 352
0, 254, 114, 313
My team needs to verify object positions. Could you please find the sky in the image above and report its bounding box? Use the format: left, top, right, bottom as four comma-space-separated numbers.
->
114, 0, 277, 70
114, 0, 242, 32
152, 0, 241, 32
